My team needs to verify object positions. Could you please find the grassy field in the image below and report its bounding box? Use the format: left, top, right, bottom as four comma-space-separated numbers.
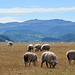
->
0, 42, 75, 75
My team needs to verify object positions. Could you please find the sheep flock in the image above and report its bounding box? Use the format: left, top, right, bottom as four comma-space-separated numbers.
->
23, 43, 75, 69
4, 41, 75, 69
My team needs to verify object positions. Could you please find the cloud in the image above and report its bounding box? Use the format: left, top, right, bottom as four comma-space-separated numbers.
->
0, 7, 75, 13
0, 17, 23, 23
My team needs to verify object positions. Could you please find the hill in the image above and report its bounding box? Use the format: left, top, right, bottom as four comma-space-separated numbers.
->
45, 25, 75, 37
41, 33, 75, 42
1, 19, 75, 42
0, 19, 75, 34
3, 30, 44, 42
41, 37, 61, 42
0, 35, 12, 42
3, 30, 75, 42
59, 33, 75, 42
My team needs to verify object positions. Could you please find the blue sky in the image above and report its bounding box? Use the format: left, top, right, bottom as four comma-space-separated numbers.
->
0, 0, 75, 23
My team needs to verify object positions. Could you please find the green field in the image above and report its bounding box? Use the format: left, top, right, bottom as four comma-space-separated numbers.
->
0, 42, 75, 75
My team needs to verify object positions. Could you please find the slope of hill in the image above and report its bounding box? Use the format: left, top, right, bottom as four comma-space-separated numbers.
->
0, 19, 75, 34
3, 29, 75, 42
41, 37, 61, 42
0, 35, 12, 42
41, 33, 75, 42
45, 25, 75, 37
59, 33, 75, 42
3, 30, 44, 42
1, 19, 75, 42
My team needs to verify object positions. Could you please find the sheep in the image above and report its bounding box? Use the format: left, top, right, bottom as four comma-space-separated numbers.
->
5, 40, 13, 46
27, 44, 33, 51
24, 52, 38, 66
34, 44, 41, 51
40, 44, 50, 51
66, 50, 75, 64
41, 51, 57, 68
7, 41, 13, 46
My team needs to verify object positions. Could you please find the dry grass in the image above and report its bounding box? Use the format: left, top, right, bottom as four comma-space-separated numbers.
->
0, 42, 75, 75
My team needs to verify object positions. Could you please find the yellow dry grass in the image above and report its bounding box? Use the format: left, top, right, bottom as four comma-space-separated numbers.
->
0, 42, 75, 75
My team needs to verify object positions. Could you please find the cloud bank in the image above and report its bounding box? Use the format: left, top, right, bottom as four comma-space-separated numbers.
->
0, 7, 75, 23
0, 17, 23, 23
0, 7, 75, 13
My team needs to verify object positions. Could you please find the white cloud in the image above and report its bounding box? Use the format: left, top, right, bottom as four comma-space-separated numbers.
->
0, 7, 75, 23
0, 7, 75, 13
0, 17, 23, 23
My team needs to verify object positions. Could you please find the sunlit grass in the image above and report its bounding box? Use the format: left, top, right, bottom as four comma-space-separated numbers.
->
0, 42, 75, 75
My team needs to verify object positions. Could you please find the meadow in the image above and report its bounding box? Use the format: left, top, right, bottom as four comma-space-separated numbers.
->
0, 42, 75, 75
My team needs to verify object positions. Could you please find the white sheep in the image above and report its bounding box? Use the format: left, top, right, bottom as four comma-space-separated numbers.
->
7, 41, 13, 46
66, 50, 75, 64
40, 44, 50, 51
41, 51, 57, 68
34, 44, 41, 51
5, 40, 13, 46
24, 52, 38, 66
27, 44, 33, 51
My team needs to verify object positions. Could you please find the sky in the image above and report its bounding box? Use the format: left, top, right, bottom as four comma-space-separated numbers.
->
0, 0, 75, 23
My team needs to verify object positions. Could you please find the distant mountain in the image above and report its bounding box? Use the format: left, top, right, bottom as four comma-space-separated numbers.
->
45, 25, 75, 37
1, 19, 75, 42
41, 33, 75, 42
41, 37, 61, 42
0, 35, 12, 42
3, 30, 44, 42
58, 33, 75, 42
0, 19, 75, 34
3, 29, 75, 42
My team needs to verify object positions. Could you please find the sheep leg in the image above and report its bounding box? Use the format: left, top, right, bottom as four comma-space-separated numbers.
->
33, 61, 36, 66
41, 61, 44, 67
25, 62, 27, 67
50, 65, 51, 68
46, 61, 48, 67
29, 61, 31, 66
53, 65, 55, 68
49, 63, 51, 68
68, 60, 71, 64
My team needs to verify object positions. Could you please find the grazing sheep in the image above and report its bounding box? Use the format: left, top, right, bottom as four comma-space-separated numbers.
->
5, 40, 13, 46
34, 44, 41, 51
27, 44, 33, 51
7, 41, 13, 46
24, 52, 38, 66
66, 50, 75, 64
40, 44, 50, 51
41, 51, 57, 68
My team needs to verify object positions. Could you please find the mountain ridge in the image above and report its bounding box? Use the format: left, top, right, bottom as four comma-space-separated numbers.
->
0, 19, 75, 42
0, 19, 75, 34
3, 30, 75, 42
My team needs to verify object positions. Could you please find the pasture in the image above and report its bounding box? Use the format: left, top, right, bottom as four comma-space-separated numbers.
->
0, 42, 75, 75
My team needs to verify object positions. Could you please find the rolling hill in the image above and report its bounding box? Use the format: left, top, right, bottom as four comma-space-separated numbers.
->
0, 19, 75, 34
58, 33, 75, 42
3, 30, 75, 42
0, 19, 75, 42
3, 30, 44, 42
41, 33, 75, 42
0, 35, 12, 42
45, 25, 75, 37
41, 37, 61, 42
